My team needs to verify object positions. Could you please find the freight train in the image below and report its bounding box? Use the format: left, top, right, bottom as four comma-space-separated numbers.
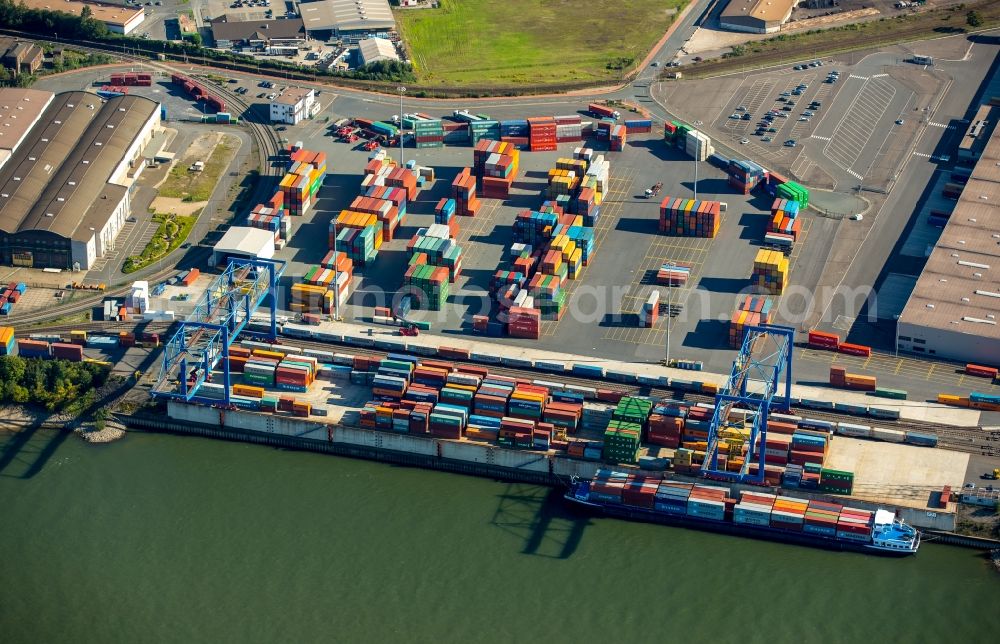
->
566, 470, 920, 555
170, 73, 226, 113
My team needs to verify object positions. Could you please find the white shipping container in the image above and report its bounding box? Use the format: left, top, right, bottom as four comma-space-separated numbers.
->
871, 426, 905, 443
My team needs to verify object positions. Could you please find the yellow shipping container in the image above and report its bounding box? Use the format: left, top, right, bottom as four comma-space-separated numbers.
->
936, 393, 960, 404
233, 384, 265, 398
252, 349, 286, 360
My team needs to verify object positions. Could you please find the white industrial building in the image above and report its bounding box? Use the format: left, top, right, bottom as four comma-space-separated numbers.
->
211, 226, 275, 268
896, 126, 1000, 365
0, 90, 161, 270
269, 87, 316, 125
357, 37, 400, 66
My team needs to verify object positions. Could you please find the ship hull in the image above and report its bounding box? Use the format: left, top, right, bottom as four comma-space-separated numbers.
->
564, 493, 916, 557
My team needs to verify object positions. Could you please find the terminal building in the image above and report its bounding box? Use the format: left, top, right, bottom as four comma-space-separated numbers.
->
0, 89, 161, 270
719, 0, 796, 33
896, 123, 1000, 365
269, 87, 315, 125
298, 0, 395, 43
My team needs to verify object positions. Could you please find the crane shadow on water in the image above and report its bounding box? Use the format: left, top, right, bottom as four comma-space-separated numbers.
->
490, 482, 592, 559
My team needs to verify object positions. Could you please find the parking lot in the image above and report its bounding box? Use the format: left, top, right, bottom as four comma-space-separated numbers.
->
660, 53, 938, 193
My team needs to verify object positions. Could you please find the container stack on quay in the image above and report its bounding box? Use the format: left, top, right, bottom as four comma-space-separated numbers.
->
658, 197, 722, 238
473, 139, 520, 199
0, 326, 14, 355
609, 124, 627, 151
773, 178, 810, 208
499, 119, 530, 149
528, 117, 557, 152
728, 295, 773, 348
0, 281, 27, 316
469, 119, 501, 146
728, 159, 766, 194
411, 117, 445, 149
639, 291, 659, 328
451, 168, 481, 217
554, 115, 584, 144
280, 149, 327, 217
407, 224, 465, 283
656, 262, 690, 286
830, 366, 877, 392
434, 198, 461, 237
751, 249, 789, 295
333, 210, 382, 267
624, 119, 653, 134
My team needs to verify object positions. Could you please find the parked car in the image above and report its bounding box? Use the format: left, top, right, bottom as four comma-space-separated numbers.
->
784, 139, 797, 147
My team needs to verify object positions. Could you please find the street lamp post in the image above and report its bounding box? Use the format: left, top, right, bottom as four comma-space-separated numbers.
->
665, 262, 674, 366
331, 219, 340, 321
398, 86, 406, 166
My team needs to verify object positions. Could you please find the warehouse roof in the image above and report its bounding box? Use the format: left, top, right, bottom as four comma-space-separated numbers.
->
213, 226, 275, 256
357, 37, 399, 65
19, 0, 144, 28
0, 92, 159, 242
721, 0, 796, 23
0, 88, 54, 154
210, 16, 307, 42
298, 0, 395, 32
899, 130, 1000, 339
272, 87, 313, 106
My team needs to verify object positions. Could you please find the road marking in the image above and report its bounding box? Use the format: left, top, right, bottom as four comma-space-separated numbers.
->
846, 169, 863, 179
913, 151, 931, 158
871, 73, 889, 79
811, 135, 831, 141
927, 122, 955, 129
849, 74, 870, 81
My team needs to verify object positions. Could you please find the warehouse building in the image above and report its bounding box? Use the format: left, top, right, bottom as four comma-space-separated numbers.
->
719, 0, 796, 33
896, 129, 1000, 365
269, 87, 315, 125
0, 88, 54, 170
210, 16, 308, 50
211, 227, 274, 268
298, 0, 395, 42
20, 0, 146, 35
356, 37, 399, 66
0, 90, 161, 270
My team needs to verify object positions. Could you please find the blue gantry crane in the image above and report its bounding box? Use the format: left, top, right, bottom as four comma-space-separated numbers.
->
152, 257, 285, 406
700, 324, 794, 483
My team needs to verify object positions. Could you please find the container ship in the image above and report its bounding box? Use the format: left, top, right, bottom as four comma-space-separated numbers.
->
566, 470, 920, 556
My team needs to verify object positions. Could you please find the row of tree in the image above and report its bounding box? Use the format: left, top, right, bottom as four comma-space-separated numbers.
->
0, 355, 109, 412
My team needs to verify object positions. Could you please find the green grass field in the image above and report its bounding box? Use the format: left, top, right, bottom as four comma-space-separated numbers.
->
396, 0, 685, 87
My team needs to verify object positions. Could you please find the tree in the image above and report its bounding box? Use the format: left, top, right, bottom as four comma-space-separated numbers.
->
967, 10, 983, 27
184, 32, 202, 47
0, 355, 26, 384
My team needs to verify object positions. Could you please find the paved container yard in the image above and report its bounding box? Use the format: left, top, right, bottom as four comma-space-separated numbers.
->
272, 127, 840, 374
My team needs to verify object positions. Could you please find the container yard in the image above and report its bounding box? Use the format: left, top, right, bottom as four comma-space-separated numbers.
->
262, 110, 840, 375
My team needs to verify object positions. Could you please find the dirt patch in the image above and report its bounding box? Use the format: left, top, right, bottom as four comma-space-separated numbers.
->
149, 196, 207, 215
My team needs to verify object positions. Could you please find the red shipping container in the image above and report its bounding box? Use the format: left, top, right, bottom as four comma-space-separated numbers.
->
965, 363, 998, 378
807, 329, 840, 349
838, 342, 871, 357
